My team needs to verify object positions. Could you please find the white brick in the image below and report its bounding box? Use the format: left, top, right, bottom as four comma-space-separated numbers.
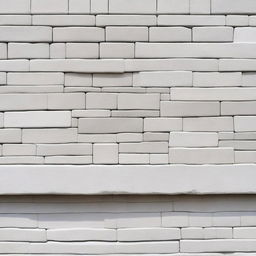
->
169, 132, 218, 147
100, 43, 134, 59
86, 93, 117, 109
78, 134, 116, 143
118, 93, 160, 110
65, 73, 92, 87
7, 73, 64, 85
189, 213, 212, 227
119, 142, 168, 153
0, 72, 5, 84
193, 27, 233, 42
50, 43, 65, 59
109, 0, 156, 14
249, 16, 256, 26
0, 129, 21, 143
0, 94, 47, 111
66, 43, 98, 59
204, 228, 232, 239
79, 118, 143, 133
119, 154, 149, 164
134, 71, 192, 87
37, 143, 92, 156
193, 72, 242, 87
171, 88, 256, 101
157, 0, 189, 14
213, 212, 240, 227
72, 110, 110, 118
45, 156, 92, 164
48, 93, 85, 109
181, 227, 204, 239
221, 101, 256, 115
144, 132, 169, 142
31, 0, 68, 14
0, 0, 30, 14
235, 151, 256, 163
219, 59, 256, 71
234, 228, 256, 239
8, 43, 49, 59
93, 74, 132, 87
3, 144, 36, 156
234, 27, 256, 42
161, 101, 220, 117
144, 118, 182, 132
118, 228, 180, 241
136, 43, 256, 58
0, 15, 31, 25
212, 0, 256, 14
47, 228, 116, 241
33, 15, 95, 26
96, 15, 157, 26
0, 26, 51, 42
235, 116, 256, 132
190, 0, 210, 14
149, 27, 191, 42
227, 15, 249, 26
0, 228, 46, 242
183, 117, 233, 132
242, 72, 256, 86
53, 27, 104, 42
91, 0, 108, 14
169, 148, 234, 164
0, 214, 37, 227
4, 111, 71, 128
158, 15, 225, 26
162, 212, 189, 227
181, 239, 256, 253
106, 27, 148, 42
0, 60, 29, 71
93, 143, 118, 164
69, 0, 90, 14
22, 128, 77, 143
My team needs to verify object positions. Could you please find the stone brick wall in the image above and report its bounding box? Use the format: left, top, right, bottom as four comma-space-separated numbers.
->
0, 0, 255, 164
0, 195, 255, 254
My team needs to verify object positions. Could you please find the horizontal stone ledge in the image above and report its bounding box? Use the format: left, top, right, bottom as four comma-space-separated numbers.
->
0, 165, 256, 195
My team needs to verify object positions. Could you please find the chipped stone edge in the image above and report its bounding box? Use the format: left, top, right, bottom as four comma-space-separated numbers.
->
0, 164, 255, 195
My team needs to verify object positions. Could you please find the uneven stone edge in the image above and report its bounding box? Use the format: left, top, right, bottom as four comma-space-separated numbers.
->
0, 164, 255, 195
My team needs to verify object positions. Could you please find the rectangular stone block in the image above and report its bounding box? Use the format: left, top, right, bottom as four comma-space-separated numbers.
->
22, 128, 77, 143
234, 228, 256, 238
0, 15, 31, 25
190, 0, 210, 14
221, 101, 256, 115
193, 72, 242, 87
106, 27, 148, 42
160, 101, 220, 117
169, 148, 234, 164
31, 0, 68, 14
37, 143, 92, 156
0, 26, 52, 42
33, 15, 95, 26
69, 0, 90, 14
235, 116, 256, 132
169, 132, 218, 147
3, 144, 36, 156
0, 129, 21, 143
109, 0, 156, 14
118, 93, 160, 110
78, 118, 143, 134
162, 212, 189, 227
119, 142, 168, 153
157, 0, 189, 14
100, 43, 134, 59
91, 0, 108, 14
53, 27, 104, 42
86, 93, 117, 109
171, 88, 256, 101
136, 43, 256, 58
96, 15, 157, 26
45, 156, 92, 164
183, 117, 233, 132
227, 15, 249, 26
150, 154, 169, 164
193, 27, 233, 42
118, 228, 180, 241
93, 143, 118, 164
8, 43, 49, 59
212, 0, 256, 14
149, 27, 191, 42
4, 111, 71, 128
0, 0, 30, 14
134, 71, 192, 87
48, 93, 85, 109
65, 73, 92, 87
93, 73, 132, 87
234, 27, 256, 42
66, 43, 99, 59
7, 73, 64, 85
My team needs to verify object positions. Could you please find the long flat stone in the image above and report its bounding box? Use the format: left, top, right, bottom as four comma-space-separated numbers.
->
0, 165, 255, 195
